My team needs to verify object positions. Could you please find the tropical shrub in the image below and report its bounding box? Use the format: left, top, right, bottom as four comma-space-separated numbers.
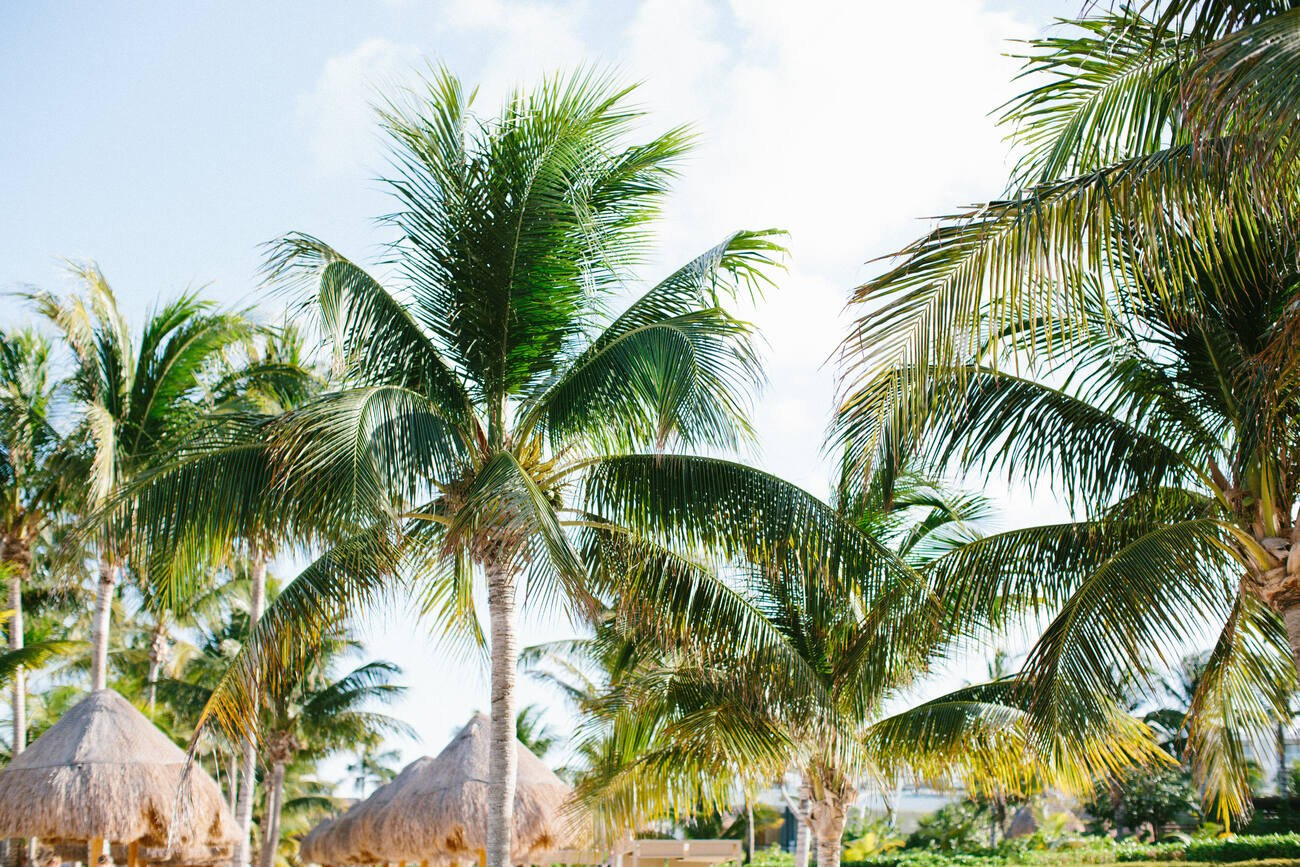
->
907, 802, 992, 853
1085, 766, 1200, 836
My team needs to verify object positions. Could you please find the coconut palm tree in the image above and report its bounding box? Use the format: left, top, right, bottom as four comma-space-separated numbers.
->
123, 69, 937, 867
570, 474, 1160, 867
113, 324, 319, 867
835, 4, 1300, 824
28, 268, 252, 693
0, 328, 74, 755
515, 704, 558, 759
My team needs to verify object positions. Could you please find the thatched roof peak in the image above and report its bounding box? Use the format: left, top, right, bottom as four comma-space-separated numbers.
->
7, 690, 188, 770
366, 712, 579, 861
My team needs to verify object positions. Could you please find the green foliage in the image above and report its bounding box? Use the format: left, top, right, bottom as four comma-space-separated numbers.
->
907, 801, 994, 853
1085, 765, 1201, 835
747, 846, 794, 867
844, 817, 907, 859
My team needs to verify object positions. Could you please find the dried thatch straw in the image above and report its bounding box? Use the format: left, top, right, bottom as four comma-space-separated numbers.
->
298, 815, 338, 866
364, 713, 580, 863
331, 758, 438, 864
0, 690, 237, 853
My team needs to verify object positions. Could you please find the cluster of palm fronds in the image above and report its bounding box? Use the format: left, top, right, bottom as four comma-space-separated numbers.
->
0, 292, 407, 867
836, 0, 1300, 833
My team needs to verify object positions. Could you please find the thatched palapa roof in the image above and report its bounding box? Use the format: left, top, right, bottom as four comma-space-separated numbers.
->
0, 689, 237, 852
365, 713, 579, 862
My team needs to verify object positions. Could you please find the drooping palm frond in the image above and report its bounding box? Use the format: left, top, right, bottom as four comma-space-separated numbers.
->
580, 454, 924, 599
521, 231, 784, 453
1185, 595, 1295, 826
1181, 8, 1300, 170
1003, 9, 1189, 186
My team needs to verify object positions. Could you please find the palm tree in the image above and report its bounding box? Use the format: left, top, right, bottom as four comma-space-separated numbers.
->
115, 324, 319, 867
834, 4, 1300, 824
345, 740, 400, 797
29, 267, 251, 692
0, 328, 72, 755
254, 635, 408, 867
515, 704, 558, 759
571, 474, 1158, 867
129, 69, 934, 867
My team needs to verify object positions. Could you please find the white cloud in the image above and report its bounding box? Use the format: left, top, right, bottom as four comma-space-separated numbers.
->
611, 0, 1030, 486
298, 37, 424, 176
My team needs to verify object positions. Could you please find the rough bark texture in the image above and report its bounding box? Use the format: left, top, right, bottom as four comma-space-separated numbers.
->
808, 777, 851, 867
257, 762, 285, 867
233, 551, 267, 867
486, 558, 518, 867
146, 621, 168, 713
1284, 605, 1300, 677
90, 560, 116, 691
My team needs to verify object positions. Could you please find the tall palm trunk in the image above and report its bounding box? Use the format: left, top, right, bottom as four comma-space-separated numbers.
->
90, 559, 116, 690
812, 816, 845, 867
228, 751, 240, 814
486, 557, 519, 867
146, 619, 168, 713
4, 534, 29, 755
234, 550, 267, 867
257, 760, 286, 867
745, 799, 755, 863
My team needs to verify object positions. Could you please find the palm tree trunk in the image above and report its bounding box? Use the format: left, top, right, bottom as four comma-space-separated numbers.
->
782, 786, 812, 867
257, 761, 285, 867
745, 799, 755, 863
234, 549, 267, 867
809, 795, 847, 867
486, 557, 519, 867
90, 559, 116, 690
1282, 604, 1300, 678
228, 751, 240, 813
146, 620, 167, 713
1279, 722, 1290, 799
6, 548, 27, 756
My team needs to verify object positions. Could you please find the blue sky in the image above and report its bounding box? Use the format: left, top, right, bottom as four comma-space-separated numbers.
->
2, 0, 1069, 781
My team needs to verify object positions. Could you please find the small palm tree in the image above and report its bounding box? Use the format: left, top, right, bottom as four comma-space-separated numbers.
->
345, 739, 401, 797
254, 635, 408, 867
571, 474, 1158, 867
29, 268, 251, 691
515, 704, 558, 759
0, 328, 69, 754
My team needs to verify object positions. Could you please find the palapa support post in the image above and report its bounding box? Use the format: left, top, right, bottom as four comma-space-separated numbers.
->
420, 861, 428, 867
126, 841, 138, 867
477, 849, 486, 867
88, 838, 105, 866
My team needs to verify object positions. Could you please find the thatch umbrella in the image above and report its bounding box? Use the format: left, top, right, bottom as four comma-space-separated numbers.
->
0, 690, 236, 864
363, 713, 579, 864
